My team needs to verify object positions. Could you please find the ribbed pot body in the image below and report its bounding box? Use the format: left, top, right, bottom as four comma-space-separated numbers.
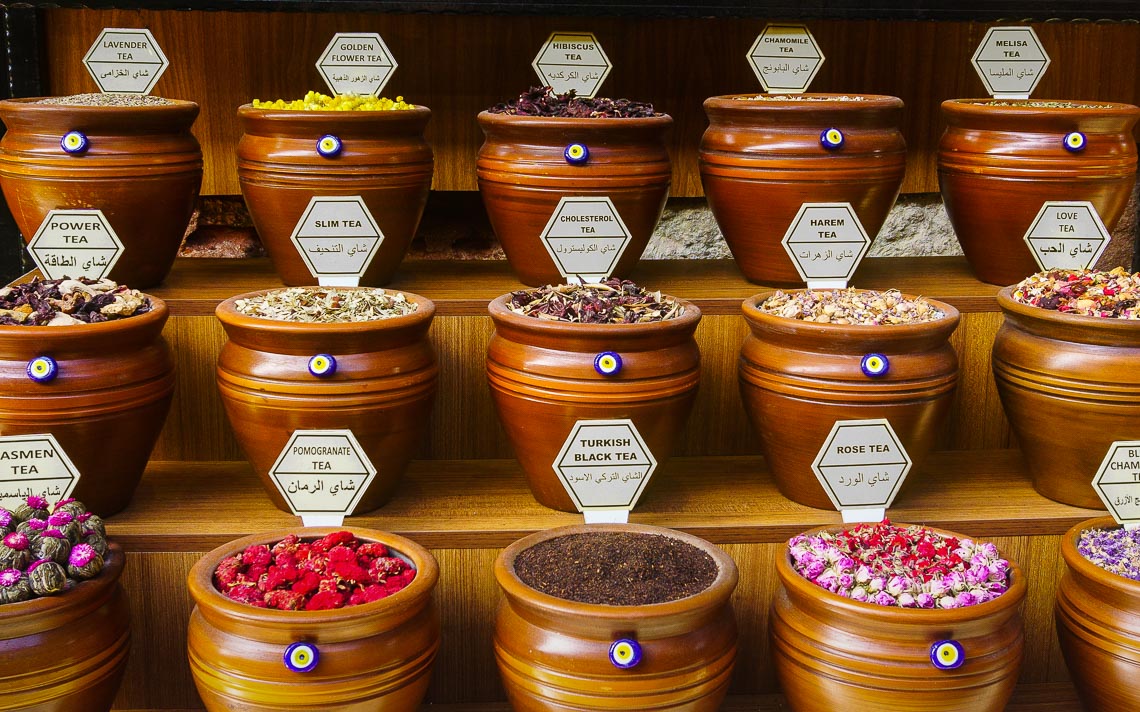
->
0, 544, 130, 712
993, 287, 1140, 508
0, 98, 202, 289
486, 296, 700, 511
187, 528, 439, 712
1057, 516, 1140, 712
0, 300, 173, 516
772, 524, 1025, 712
493, 523, 738, 711
938, 99, 1140, 285
700, 94, 906, 284
476, 112, 672, 286
236, 106, 433, 286
739, 291, 960, 509
215, 291, 437, 514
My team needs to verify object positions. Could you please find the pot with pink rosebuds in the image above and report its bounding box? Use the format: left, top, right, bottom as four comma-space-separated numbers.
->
771, 521, 1026, 712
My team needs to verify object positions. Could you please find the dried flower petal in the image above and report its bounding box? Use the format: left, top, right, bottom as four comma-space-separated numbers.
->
488, 86, 660, 118
507, 279, 683, 324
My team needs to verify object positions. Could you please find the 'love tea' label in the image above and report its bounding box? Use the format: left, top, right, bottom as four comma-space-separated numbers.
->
83, 27, 169, 95
1024, 201, 1110, 272
811, 418, 912, 522
553, 419, 657, 523
747, 23, 824, 94
0, 434, 80, 510
781, 202, 871, 289
28, 209, 124, 281
268, 430, 378, 527
1093, 441, 1140, 530
971, 26, 1049, 98
290, 196, 385, 287
540, 197, 632, 284
532, 32, 612, 98
316, 32, 397, 97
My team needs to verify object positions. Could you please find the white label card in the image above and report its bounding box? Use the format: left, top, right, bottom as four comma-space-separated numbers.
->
83, 27, 169, 95
553, 419, 657, 518
747, 24, 824, 93
268, 429, 378, 524
971, 26, 1049, 98
1093, 441, 1140, 529
28, 209, 124, 281
532, 32, 612, 98
540, 197, 632, 283
0, 434, 80, 510
1024, 201, 1110, 272
781, 202, 871, 286
290, 196, 384, 286
316, 33, 398, 97
811, 418, 912, 516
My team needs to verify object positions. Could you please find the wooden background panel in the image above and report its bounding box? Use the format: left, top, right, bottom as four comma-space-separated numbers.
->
41, 11, 1140, 197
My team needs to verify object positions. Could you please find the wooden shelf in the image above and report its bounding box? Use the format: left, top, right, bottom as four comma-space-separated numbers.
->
151, 255, 1003, 318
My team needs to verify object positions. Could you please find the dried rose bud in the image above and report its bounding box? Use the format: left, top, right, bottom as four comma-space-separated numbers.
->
26, 559, 67, 596
67, 543, 103, 580
0, 568, 31, 605
33, 530, 72, 566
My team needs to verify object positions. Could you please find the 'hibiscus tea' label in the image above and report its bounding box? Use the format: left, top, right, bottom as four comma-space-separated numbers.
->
532, 32, 612, 98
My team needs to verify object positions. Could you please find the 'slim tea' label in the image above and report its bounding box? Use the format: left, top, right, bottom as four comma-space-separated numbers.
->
290, 196, 385, 286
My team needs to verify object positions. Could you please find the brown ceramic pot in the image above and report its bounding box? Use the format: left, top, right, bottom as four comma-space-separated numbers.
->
740, 291, 960, 510
1057, 516, 1140, 712
237, 105, 433, 286
187, 527, 439, 712
493, 523, 738, 712
700, 94, 906, 285
0, 298, 174, 516
0, 543, 130, 712
476, 112, 672, 286
939, 99, 1140, 286
772, 524, 1025, 712
215, 289, 437, 515
993, 287, 1140, 508
0, 98, 202, 289
486, 294, 700, 512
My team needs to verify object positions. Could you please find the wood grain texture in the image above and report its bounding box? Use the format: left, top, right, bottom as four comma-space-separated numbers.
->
39, 11, 1140, 197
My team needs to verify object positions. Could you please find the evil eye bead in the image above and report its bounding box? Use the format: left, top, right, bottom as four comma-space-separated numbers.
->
564, 142, 589, 165
284, 642, 319, 673
820, 127, 845, 150
317, 134, 343, 158
60, 131, 88, 154
930, 640, 965, 670
307, 354, 337, 378
1063, 131, 1087, 153
609, 638, 642, 669
594, 351, 623, 376
26, 356, 58, 383
860, 353, 890, 378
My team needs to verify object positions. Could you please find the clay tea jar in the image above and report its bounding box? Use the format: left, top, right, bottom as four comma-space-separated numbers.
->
773, 524, 1025, 712
187, 528, 439, 712
476, 112, 673, 286
1056, 517, 1140, 712
0, 296, 174, 516
215, 288, 437, 515
740, 290, 960, 509
0, 543, 130, 712
700, 94, 906, 284
486, 292, 700, 512
0, 97, 201, 289
939, 99, 1140, 285
493, 523, 738, 712
992, 286, 1140, 508
236, 104, 433, 286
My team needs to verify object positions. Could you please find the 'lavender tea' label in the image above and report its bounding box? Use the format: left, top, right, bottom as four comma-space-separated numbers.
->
0, 434, 80, 510
83, 27, 168, 95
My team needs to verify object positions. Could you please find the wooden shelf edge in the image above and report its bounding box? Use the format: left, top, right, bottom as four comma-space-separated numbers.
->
104, 450, 1100, 552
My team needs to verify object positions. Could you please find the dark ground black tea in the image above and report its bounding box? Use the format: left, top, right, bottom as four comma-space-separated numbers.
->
513, 532, 718, 605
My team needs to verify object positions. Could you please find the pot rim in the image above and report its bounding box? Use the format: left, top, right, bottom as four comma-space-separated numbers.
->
237, 103, 432, 123
0, 96, 199, 114
476, 110, 673, 129
704, 93, 903, 110
215, 287, 436, 335
487, 291, 700, 336
942, 97, 1140, 116
0, 293, 167, 340
186, 527, 439, 624
742, 289, 960, 335
0, 542, 124, 621
1061, 515, 1140, 596
776, 522, 1027, 622
996, 286, 1140, 337
494, 523, 738, 620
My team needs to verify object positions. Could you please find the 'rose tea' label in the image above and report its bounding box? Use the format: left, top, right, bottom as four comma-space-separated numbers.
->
747, 24, 824, 93
316, 32, 397, 96
290, 196, 385, 287
553, 419, 657, 523
811, 419, 912, 522
0, 434, 80, 510
268, 430, 378, 526
540, 197, 632, 284
532, 32, 612, 98
83, 27, 169, 95
28, 209, 124, 281
1093, 441, 1140, 530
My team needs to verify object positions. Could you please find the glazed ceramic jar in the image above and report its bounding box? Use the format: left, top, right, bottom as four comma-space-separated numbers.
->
0, 97, 202, 288
476, 112, 672, 286
939, 99, 1140, 285
187, 528, 439, 712
236, 105, 433, 286
700, 94, 906, 284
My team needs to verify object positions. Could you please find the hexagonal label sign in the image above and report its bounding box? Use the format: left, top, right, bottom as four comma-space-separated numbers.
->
1093, 441, 1140, 529
812, 419, 911, 520
1024, 201, 1110, 272
540, 197, 632, 283
782, 203, 871, 287
316, 33, 397, 97
29, 209, 123, 281
971, 26, 1049, 98
554, 419, 657, 520
748, 24, 824, 94
532, 32, 611, 98
0, 434, 80, 510
268, 430, 377, 525
290, 196, 384, 286
83, 27, 168, 95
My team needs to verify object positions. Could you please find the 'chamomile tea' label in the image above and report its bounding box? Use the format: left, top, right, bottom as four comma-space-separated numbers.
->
268, 430, 378, 527
747, 24, 824, 93
553, 419, 657, 523
971, 26, 1049, 98
316, 32, 397, 96
540, 197, 632, 284
781, 203, 871, 289
811, 419, 912, 522
290, 196, 385, 287
1093, 441, 1140, 530
28, 209, 124, 281
83, 27, 168, 94
532, 32, 612, 98
1023, 201, 1110, 272
0, 434, 80, 510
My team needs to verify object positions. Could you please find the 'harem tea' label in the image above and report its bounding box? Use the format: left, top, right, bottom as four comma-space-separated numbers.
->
540, 197, 632, 284
1093, 441, 1140, 529
811, 419, 912, 522
781, 203, 871, 288
553, 419, 657, 522
83, 27, 169, 95
290, 197, 384, 286
971, 26, 1049, 98
1023, 201, 1110, 272
28, 210, 124, 281
747, 24, 824, 93
316, 33, 397, 97
268, 430, 377, 526
532, 32, 612, 98
0, 434, 80, 510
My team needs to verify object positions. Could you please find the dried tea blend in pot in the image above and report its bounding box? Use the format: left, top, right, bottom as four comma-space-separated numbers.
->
506, 279, 684, 324
1011, 268, 1140, 318
0, 277, 151, 326
488, 86, 660, 118
233, 287, 418, 323
252, 91, 415, 111
0, 497, 108, 606
757, 288, 945, 325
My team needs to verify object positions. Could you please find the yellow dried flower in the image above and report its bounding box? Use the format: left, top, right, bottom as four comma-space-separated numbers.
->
251, 92, 414, 111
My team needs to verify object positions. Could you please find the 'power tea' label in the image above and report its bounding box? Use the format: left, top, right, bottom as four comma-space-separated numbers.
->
29, 209, 124, 281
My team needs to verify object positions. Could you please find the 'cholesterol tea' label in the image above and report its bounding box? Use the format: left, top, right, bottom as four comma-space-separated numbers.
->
290, 196, 384, 287
971, 26, 1049, 98
553, 419, 657, 520
316, 32, 397, 96
1093, 441, 1140, 529
28, 209, 124, 281
0, 434, 80, 510
540, 197, 632, 284
268, 430, 377, 525
1024, 201, 1110, 272
747, 23, 824, 93
83, 27, 169, 95
532, 32, 612, 98
811, 419, 912, 521
781, 202, 871, 288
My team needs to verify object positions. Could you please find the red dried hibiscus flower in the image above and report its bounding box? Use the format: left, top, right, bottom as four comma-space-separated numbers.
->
213, 531, 415, 611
